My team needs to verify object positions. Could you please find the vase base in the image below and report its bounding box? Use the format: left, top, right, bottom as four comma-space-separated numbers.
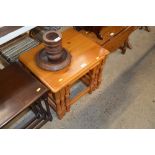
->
36, 48, 71, 71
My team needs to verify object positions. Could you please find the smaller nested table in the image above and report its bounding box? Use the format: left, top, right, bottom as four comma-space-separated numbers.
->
0, 63, 52, 129
19, 28, 109, 119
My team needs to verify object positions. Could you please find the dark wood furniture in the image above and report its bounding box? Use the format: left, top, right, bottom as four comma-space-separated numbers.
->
0, 26, 22, 38
74, 26, 103, 40
139, 26, 150, 32
74, 26, 139, 54
19, 28, 109, 119
0, 63, 52, 129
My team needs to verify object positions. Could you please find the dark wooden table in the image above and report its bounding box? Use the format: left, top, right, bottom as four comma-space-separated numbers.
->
0, 63, 52, 129
0, 26, 22, 38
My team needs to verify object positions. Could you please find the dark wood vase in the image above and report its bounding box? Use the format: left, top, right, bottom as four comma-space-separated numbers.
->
36, 31, 71, 71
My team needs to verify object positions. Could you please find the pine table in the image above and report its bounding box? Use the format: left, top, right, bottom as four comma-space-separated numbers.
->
19, 28, 109, 119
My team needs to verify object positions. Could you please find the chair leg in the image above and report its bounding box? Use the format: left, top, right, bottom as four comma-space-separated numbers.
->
126, 40, 132, 49
120, 39, 132, 54
139, 26, 150, 32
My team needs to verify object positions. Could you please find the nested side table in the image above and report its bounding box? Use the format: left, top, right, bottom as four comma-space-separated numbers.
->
19, 28, 109, 119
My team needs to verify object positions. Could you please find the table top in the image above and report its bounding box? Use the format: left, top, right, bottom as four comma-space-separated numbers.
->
19, 28, 109, 93
0, 63, 48, 127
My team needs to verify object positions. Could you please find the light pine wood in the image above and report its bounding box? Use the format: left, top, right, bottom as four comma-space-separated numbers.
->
53, 92, 62, 119
65, 85, 70, 112
97, 60, 105, 88
19, 28, 109, 93
89, 67, 97, 93
19, 28, 109, 119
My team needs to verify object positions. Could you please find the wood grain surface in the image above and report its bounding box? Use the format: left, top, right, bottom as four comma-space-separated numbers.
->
19, 28, 109, 93
0, 63, 48, 127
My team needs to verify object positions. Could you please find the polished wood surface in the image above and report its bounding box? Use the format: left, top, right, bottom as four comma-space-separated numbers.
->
19, 28, 109, 119
76, 26, 137, 54
77, 26, 128, 46
103, 26, 136, 52
0, 63, 48, 127
19, 28, 109, 93
74, 26, 103, 39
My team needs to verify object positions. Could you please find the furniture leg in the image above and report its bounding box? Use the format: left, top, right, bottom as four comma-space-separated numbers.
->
31, 104, 40, 119
120, 38, 132, 54
54, 92, 64, 119
120, 44, 127, 54
96, 63, 102, 88
89, 67, 97, 94
60, 88, 66, 115
126, 39, 132, 49
94, 28, 103, 40
93, 67, 99, 91
40, 93, 52, 121
36, 100, 47, 119
44, 95, 53, 121
65, 85, 71, 112
97, 60, 105, 88
139, 26, 150, 32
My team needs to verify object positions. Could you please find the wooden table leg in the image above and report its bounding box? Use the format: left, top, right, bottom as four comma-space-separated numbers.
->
94, 64, 100, 90
139, 26, 150, 32
92, 65, 98, 91
54, 92, 64, 119
120, 38, 132, 54
126, 39, 132, 49
60, 88, 66, 116
89, 67, 97, 94
97, 60, 105, 88
65, 85, 70, 112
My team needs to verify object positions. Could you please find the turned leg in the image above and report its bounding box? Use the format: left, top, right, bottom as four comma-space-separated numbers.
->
120, 45, 127, 54
54, 92, 64, 119
94, 65, 100, 90
145, 26, 150, 32
126, 40, 132, 49
139, 26, 150, 32
65, 86, 71, 112
60, 89, 66, 115
89, 67, 97, 93
93, 27, 103, 40
120, 39, 132, 54
94, 30, 103, 40
97, 60, 105, 88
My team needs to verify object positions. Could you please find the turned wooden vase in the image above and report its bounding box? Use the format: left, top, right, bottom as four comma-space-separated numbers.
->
36, 31, 71, 71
